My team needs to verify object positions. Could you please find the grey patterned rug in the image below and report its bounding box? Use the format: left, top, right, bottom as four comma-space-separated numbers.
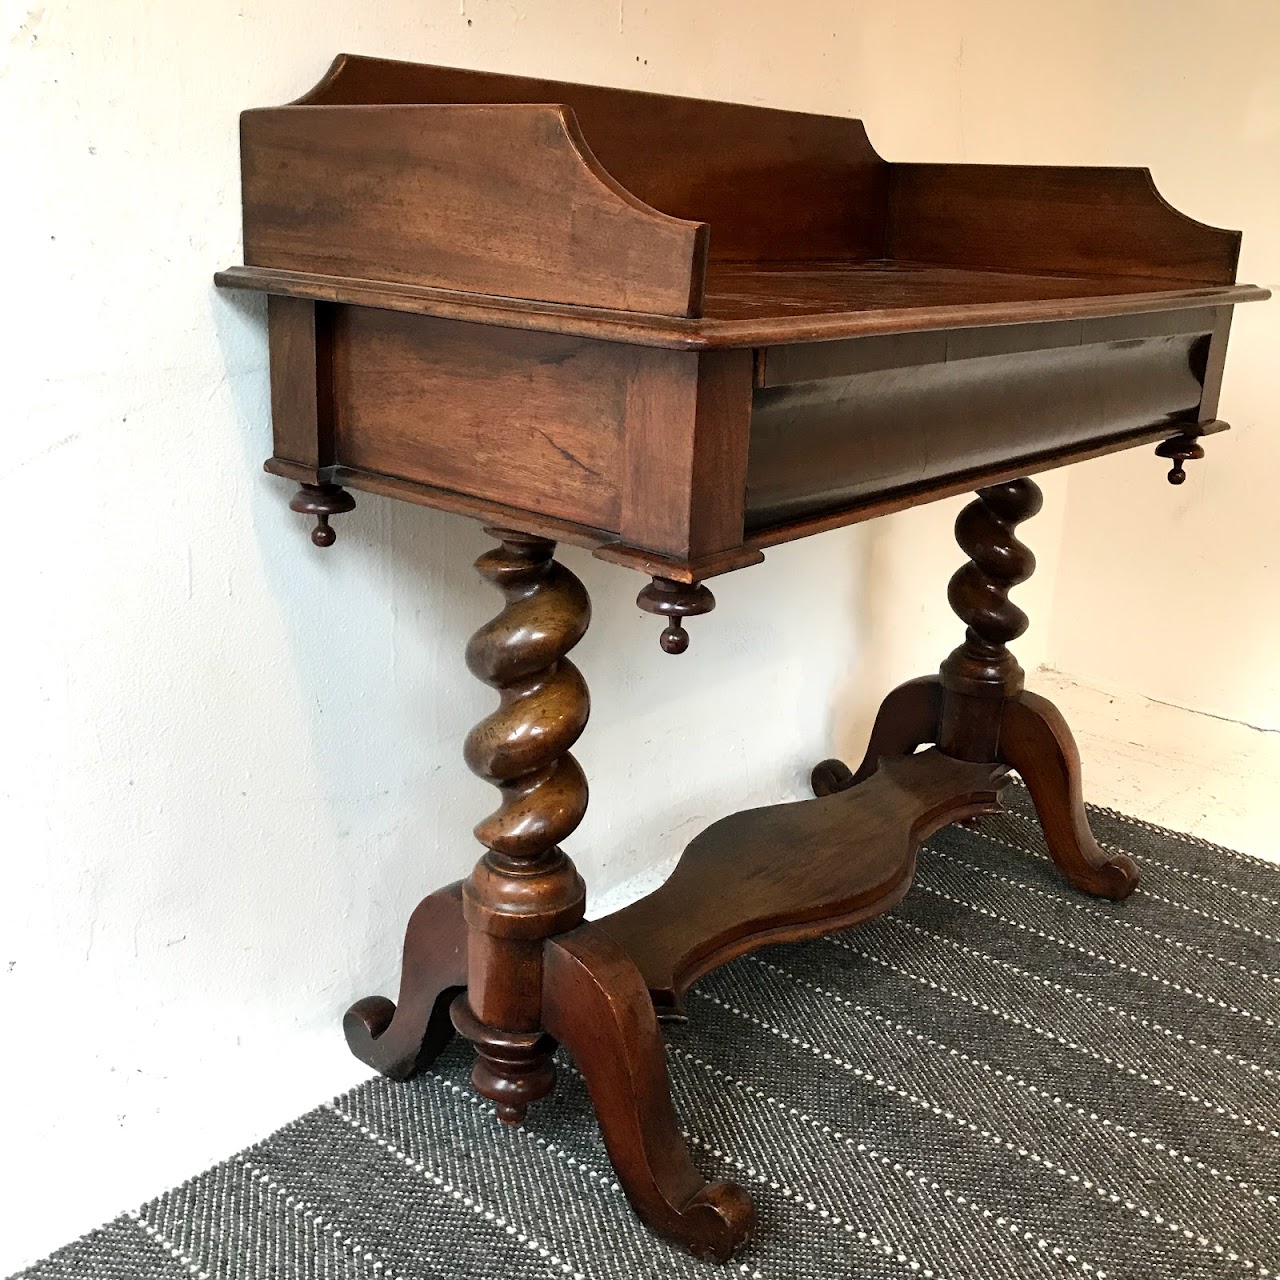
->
15, 785, 1279, 1280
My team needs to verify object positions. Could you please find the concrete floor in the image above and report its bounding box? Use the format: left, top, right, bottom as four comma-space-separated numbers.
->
4, 672, 1277, 1275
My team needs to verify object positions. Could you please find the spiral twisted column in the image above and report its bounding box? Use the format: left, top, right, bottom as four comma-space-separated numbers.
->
939, 478, 1043, 761
453, 529, 591, 1123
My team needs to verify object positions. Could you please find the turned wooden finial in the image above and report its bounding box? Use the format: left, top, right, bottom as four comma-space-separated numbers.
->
1155, 434, 1206, 485
636, 578, 716, 654
289, 482, 356, 546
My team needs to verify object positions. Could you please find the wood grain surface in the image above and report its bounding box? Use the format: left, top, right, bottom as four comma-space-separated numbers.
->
242, 103, 707, 315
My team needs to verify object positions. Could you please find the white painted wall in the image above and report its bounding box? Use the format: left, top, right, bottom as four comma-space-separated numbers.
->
2, 0, 1267, 1271
1040, 7, 1280, 732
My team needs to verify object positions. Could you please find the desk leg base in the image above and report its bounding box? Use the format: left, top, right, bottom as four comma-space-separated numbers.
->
544, 925, 756, 1261
819, 477, 1139, 902
341, 480, 1134, 1260
345, 531, 753, 1259
343, 890, 755, 1260
1001, 690, 1139, 899
343, 881, 467, 1080
846, 675, 944, 789
826, 678, 1138, 900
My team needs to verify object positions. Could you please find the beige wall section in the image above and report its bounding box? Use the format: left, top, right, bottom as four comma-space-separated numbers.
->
832, 0, 1278, 736
1040, 7, 1280, 732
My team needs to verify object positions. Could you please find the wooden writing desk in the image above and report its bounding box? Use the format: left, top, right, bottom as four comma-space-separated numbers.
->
217, 55, 1268, 1260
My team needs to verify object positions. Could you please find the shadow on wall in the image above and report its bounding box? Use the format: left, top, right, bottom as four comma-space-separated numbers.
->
211, 283, 877, 1004
829, 498, 970, 771
832, 519, 891, 767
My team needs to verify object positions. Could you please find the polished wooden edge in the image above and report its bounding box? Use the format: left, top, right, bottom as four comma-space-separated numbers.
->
551, 104, 711, 317
239, 102, 709, 319
592, 542, 765, 584
266, 417, 1230, 574
296, 51, 881, 137
214, 264, 1270, 352
887, 163, 1244, 286
746, 419, 1232, 550
290, 51, 353, 105
263, 457, 613, 550
265, 456, 747, 572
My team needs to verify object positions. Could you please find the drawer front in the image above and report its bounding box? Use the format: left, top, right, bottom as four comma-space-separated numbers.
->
746, 316, 1215, 530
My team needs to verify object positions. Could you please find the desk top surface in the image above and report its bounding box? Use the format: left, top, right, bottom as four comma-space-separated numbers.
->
218, 55, 1267, 349
217, 260, 1265, 351
222, 56, 1269, 581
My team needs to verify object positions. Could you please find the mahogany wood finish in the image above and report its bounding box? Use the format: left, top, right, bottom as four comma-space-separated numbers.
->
828, 479, 1138, 900
636, 577, 716, 654
619, 347, 755, 563
218, 55, 1267, 582
744, 310, 1215, 528
242, 103, 707, 316
288, 481, 354, 546
599, 750, 1007, 1016
267, 294, 333, 469
939, 478, 1044, 760
1002, 691, 1140, 900
812, 675, 944, 794
886, 164, 1242, 284
218, 260, 1266, 349
542, 926, 755, 1260
330, 310, 630, 533
290, 53, 889, 270
221, 56, 1266, 1259
456, 532, 589, 1124
343, 882, 466, 1080
1155, 432, 1207, 484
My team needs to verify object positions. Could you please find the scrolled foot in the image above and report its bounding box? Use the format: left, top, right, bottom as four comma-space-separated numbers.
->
671, 1181, 757, 1264
1082, 850, 1140, 899
343, 882, 468, 1079
810, 677, 945, 798
1000, 691, 1139, 900
543, 924, 756, 1260
810, 757, 855, 797
343, 994, 396, 1048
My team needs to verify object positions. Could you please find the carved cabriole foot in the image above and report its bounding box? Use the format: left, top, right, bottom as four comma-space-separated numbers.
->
811, 674, 944, 796
343, 882, 467, 1079
544, 924, 756, 1261
811, 479, 1138, 900
1002, 690, 1139, 899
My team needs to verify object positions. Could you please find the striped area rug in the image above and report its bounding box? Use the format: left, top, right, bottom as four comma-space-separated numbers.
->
15, 785, 1279, 1279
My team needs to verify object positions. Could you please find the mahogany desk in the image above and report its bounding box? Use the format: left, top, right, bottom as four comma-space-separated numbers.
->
217, 55, 1269, 1261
